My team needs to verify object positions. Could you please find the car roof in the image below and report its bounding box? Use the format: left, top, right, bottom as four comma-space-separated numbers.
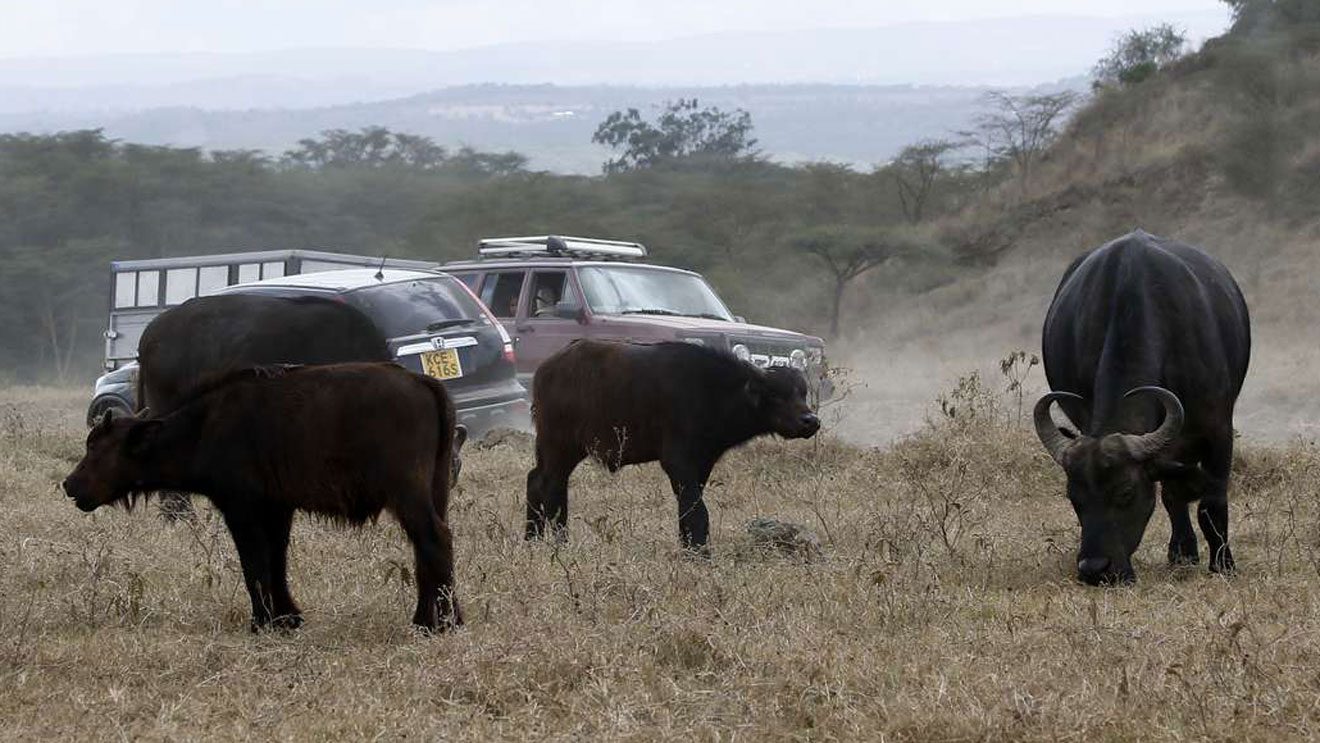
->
215, 267, 452, 294
442, 258, 701, 277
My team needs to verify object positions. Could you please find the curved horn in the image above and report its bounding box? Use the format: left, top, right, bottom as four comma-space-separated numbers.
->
1034, 391, 1084, 465
1116, 386, 1184, 462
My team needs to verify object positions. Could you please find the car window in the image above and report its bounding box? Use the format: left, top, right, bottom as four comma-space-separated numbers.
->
451, 272, 481, 292
344, 277, 487, 338
577, 265, 734, 321
481, 271, 525, 319
530, 271, 569, 318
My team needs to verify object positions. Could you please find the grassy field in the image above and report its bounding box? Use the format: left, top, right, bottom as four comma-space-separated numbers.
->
4, 382, 1320, 741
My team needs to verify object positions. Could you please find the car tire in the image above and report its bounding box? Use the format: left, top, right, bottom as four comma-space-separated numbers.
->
86, 397, 133, 428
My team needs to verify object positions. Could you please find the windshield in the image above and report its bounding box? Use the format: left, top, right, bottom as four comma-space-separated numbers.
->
577, 266, 734, 321
344, 277, 488, 338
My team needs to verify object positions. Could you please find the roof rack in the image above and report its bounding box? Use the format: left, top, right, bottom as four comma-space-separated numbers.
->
476, 235, 648, 260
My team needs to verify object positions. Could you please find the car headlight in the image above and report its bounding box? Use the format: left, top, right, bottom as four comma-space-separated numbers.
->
808, 347, 824, 365
790, 349, 807, 369
731, 343, 751, 362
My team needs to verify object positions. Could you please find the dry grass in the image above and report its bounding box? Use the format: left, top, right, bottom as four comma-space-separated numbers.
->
6, 384, 1320, 741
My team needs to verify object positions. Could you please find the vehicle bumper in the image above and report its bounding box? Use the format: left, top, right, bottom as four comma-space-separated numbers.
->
454, 393, 531, 438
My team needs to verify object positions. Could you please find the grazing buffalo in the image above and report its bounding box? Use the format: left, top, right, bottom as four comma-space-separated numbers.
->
1035, 230, 1250, 585
63, 363, 462, 632
137, 294, 467, 516
526, 340, 821, 552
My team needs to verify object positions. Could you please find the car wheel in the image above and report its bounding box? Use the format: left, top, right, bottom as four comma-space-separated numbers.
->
86, 397, 133, 427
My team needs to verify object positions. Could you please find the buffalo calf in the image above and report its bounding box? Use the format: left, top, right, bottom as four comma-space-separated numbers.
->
527, 340, 820, 552
63, 363, 463, 632
134, 294, 468, 518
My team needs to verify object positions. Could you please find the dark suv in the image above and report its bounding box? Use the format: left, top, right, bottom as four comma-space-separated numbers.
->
443, 236, 830, 397
89, 268, 528, 436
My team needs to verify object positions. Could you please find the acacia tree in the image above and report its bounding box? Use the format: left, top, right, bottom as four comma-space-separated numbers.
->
889, 139, 961, 223
592, 98, 759, 173
282, 127, 452, 169
968, 90, 1080, 195
791, 226, 906, 338
1092, 24, 1188, 89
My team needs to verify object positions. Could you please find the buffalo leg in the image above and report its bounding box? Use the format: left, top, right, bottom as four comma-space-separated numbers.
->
663, 456, 716, 553
264, 506, 302, 629
1198, 435, 1235, 574
526, 450, 580, 541
1161, 484, 1200, 565
221, 509, 277, 631
396, 499, 461, 632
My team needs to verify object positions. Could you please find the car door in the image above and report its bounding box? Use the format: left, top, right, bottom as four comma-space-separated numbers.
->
477, 268, 529, 366
512, 269, 587, 383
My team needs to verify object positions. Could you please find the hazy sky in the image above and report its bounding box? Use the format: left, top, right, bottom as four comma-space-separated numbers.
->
1, 0, 1230, 57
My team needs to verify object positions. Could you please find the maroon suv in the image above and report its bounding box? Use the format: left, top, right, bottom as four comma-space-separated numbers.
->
444, 236, 830, 398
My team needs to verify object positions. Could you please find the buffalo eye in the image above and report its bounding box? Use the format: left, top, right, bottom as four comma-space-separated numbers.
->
125, 420, 164, 459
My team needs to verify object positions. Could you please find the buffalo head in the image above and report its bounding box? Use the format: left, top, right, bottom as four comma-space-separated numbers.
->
1034, 386, 1184, 586
63, 412, 164, 512
752, 366, 821, 440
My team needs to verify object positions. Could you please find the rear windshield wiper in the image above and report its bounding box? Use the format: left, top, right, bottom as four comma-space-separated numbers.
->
683, 312, 731, 321
620, 308, 681, 316
427, 318, 478, 332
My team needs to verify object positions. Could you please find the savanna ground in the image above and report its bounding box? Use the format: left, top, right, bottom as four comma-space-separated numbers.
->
4, 378, 1320, 741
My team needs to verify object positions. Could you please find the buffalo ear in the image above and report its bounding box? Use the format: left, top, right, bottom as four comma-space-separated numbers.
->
93, 410, 114, 433
743, 374, 768, 408
453, 424, 468, 452
124, 420, 164, 459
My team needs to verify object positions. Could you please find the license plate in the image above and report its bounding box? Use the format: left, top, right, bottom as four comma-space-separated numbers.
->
421, 349, 463, 380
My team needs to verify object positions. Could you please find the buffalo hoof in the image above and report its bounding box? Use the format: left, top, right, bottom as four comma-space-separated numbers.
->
250, 613, 304, 633
1209, 546, 1236, 575
271, 613, 304, 631
412, 615, 463, 636
1167, 540, 1200, 566
681, 544, 713, 561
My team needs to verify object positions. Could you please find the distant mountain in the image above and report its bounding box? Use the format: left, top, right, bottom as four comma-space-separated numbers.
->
0, 11, 1228, 112
0, 82, 1092, 174
0, 11, 1224, 173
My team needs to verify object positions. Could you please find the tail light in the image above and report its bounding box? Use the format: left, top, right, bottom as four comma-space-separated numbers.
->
453, 275, 516, 365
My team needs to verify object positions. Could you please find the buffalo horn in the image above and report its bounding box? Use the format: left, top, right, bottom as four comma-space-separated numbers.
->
1034, 391, 1084, 465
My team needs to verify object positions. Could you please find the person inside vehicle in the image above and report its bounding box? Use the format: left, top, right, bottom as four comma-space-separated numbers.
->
532, 274, 565, 317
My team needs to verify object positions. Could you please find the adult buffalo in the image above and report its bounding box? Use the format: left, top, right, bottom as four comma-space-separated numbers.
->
64, 363, 462, 632
526, 340, 821, 552
1035, 230, 1250, 585
137, 294, 467, 516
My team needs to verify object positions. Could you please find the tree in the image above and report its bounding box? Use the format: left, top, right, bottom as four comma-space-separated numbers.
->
1092, 24, 1188, 89
968, 91, 1080, 194
889, 139, 962, 223
282, 127, 452, 170
790, 226, 906, 338
592, 98, 759, 173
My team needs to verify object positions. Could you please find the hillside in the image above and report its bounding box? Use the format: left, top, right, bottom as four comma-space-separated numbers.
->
831, 21, 1320, 444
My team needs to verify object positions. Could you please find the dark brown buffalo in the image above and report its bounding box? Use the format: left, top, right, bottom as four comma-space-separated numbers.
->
136, 295, 466, 521
526, 340, 820, 552
1037, 231, 1251, 585
63, 363, 462, 632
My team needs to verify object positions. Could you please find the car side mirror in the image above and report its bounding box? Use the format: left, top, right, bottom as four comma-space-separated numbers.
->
733, 315, 747, 324
553, 301, 587, 324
